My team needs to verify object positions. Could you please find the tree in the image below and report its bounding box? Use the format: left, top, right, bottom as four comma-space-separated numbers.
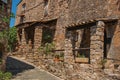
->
0, 26, 17, 52
0, 1, 15, 73
8, 27, 17, 52
0, 11, 16, 52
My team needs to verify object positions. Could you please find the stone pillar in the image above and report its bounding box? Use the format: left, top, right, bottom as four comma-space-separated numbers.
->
90, 21, 105, 68
17, 29, 21, 44
34, 26, 42, 54
54, 26, 65, 50
64, 31, 74, 63
21, 28, 26, 56
17, 29, 21, 55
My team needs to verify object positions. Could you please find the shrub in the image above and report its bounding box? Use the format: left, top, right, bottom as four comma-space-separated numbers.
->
39, 42, 55, 56
0, 71, 12, 80
78, 54, 85, 58
0, 27, 17, 52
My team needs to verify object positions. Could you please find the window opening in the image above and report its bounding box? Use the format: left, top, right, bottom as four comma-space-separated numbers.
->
70, 27, 90, 63
20, 16, 25, 23
22, 3, 26, 12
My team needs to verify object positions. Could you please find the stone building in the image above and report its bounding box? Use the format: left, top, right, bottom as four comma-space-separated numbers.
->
15, 0, 120, 79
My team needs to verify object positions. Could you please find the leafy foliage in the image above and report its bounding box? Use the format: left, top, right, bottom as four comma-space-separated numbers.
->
77, 54, 85, 58
0, 30, 8, 38
10, 13, 15, 18
2, 12, 15, 24
39, 42, 55, 56
60, 52, 64, 57
0, 71, 12, 80
100, 59, 107, 69
0, 27, 17, 52
2, 16, 9, 23
0, 30, 8, 51
8, 27, 17, 52
100, 59, 107, 66
42, 28, 54, 45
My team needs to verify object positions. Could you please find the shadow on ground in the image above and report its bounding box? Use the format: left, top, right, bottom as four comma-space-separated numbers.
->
6, 57, 35, 75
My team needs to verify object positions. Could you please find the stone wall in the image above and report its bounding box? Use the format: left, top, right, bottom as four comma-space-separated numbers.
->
53, 0, 108, 49
34, 26, 42, 54
111, 22, 120, 64
15, 0, 120, 80
56, 0, 107, 28
106, 0, 120, 65
16, 0, 44, 24
40, 60, 117, 80
17, 20, 57, 57
38, 21, 119, 80
107, 0, 120, 18
15, 21, 120, 80
107, 21, 120, 64
16, 0, 59, 25
16, 0, 108, 26
90, 21, 105, 69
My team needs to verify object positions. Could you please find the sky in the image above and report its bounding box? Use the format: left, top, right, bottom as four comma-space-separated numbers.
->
10, 0, 21, 27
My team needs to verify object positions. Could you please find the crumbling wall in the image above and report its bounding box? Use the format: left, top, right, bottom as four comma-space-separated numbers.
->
107, 0, 120, 18
43, 0, 59, 20
16, 0, 59, 25
25, 0, 44, 22
106, 0, 120, 66
58, 0, 107, 27
54, 0, 107, 48
107, 21, 120, 64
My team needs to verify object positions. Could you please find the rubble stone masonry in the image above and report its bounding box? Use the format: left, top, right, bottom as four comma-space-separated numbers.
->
15, 0, 120, 80
90, 21, 105, 69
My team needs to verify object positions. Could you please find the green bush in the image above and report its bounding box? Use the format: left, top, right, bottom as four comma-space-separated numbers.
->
0, 71, 12, 80
78, 54, 85, 58
100, 59, 107, 66
8, 27, 17, 52
0, 27, 17, 52
39, 42, 55, 56
60, 52, 64, 57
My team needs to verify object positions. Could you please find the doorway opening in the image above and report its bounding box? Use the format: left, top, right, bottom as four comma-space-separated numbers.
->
103, 22, 117, 59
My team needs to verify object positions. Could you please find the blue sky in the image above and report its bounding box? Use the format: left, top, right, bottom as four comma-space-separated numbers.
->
10, 0, 21, 27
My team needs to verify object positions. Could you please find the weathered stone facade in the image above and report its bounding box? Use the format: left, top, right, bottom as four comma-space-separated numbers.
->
15, 0, 120, 80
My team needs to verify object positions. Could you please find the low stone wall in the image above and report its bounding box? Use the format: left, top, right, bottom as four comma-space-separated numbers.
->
39, 59, 120, 80
12, 53, 120, 80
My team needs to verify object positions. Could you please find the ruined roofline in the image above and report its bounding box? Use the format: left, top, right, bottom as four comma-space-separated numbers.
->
15, 18, 57, 28
65, 18, 119, 28
15, 17, 119, 29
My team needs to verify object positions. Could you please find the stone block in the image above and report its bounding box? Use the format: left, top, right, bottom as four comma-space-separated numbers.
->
91, 36, 101, 40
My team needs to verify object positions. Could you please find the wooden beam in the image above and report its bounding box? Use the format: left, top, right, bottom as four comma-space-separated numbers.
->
65, 18, 118, 28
